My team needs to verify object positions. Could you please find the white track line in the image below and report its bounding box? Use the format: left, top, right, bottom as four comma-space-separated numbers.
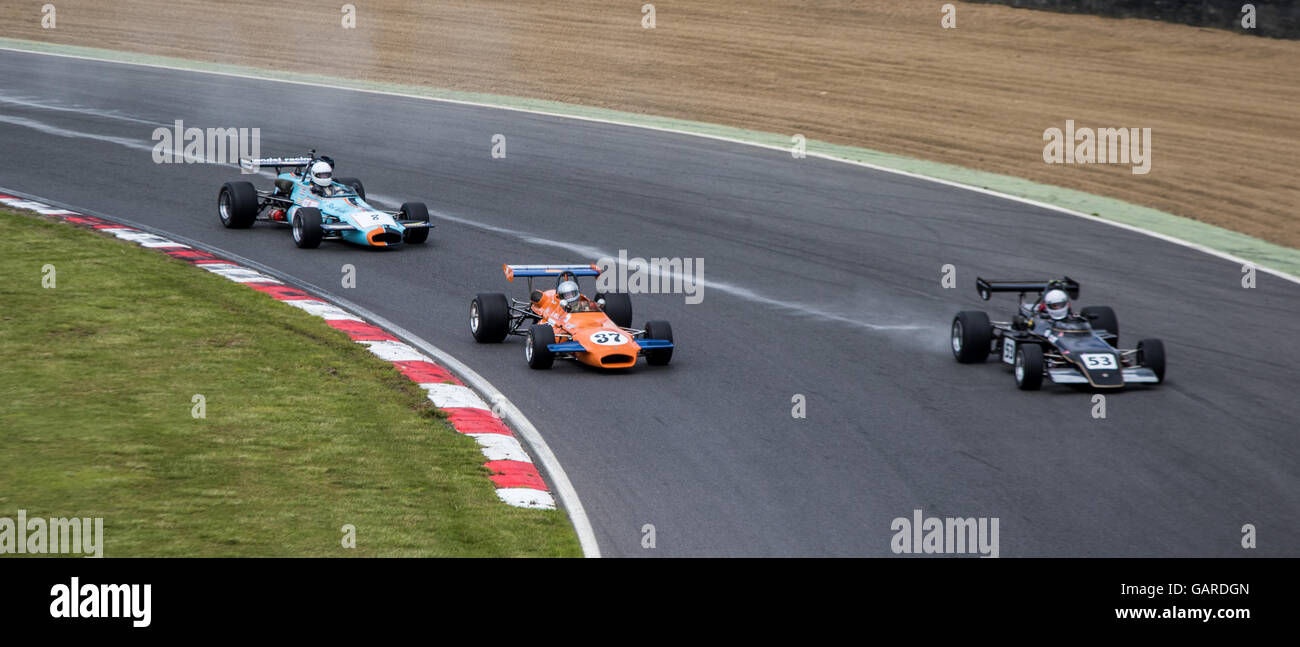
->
0, 189, 602, 558
3, 43, 1295, 287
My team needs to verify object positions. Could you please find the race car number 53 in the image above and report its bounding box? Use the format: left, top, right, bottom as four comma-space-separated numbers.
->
1081, 353, 1117, 369
590, 332, 627, 346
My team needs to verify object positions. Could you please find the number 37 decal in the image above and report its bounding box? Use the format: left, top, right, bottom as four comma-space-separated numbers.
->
589, 331, 627, 346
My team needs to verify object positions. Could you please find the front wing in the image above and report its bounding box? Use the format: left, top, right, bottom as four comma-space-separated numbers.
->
547, 339, 674, 353
1047, 367, 1160, 385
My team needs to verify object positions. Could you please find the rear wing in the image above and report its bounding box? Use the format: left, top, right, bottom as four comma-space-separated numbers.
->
239, 157, 314, 173
976, 276, 1079, 301
503, 264, 601, 282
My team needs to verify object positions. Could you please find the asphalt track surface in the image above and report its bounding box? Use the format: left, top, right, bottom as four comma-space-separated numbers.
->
3, 49, 1297, 557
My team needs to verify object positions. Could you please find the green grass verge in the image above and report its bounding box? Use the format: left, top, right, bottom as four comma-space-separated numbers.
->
0, 208, 580, 557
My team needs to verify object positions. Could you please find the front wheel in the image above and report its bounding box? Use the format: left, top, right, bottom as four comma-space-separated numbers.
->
526, 325, 556, 369
643, 320, 673, 366
292, 207, 323, 249
400, 202, 430, 244
1137, 338, 1165, 383
1015, 343, 1044, 391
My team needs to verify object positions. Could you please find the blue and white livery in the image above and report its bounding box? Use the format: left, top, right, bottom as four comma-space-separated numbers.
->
216, 152, 433, 249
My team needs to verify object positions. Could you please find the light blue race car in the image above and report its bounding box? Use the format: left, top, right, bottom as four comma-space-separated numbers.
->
217, 152, 432, 249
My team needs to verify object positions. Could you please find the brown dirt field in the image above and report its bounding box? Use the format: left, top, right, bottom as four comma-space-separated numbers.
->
5, 1, 1299, 247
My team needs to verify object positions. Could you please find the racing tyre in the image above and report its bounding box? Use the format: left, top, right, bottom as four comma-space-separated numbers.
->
1014, 343, 1044, 391
336, 177, 365, 200
218, 181, 258, 229
643, 320, 673, 366
470, 293, 510, 343
1081, 305, 1119, 346
400, 202, 430, 244
595, 292, 633, 328
1137, 338, 1165, 383
951, 311, 992, 363
526, 324, 556, 369
292, 207, 323, 249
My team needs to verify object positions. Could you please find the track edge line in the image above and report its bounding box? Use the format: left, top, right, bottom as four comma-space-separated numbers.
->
0, 186, 602, 559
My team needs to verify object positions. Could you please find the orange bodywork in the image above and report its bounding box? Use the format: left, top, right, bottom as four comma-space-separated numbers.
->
365, 226, 389, 247
530, 290, 641, 369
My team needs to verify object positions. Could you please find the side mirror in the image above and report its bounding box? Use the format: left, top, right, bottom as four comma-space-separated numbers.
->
274, 178, 294, 194
1012, 315, 1028, 331
530, 290, 543, 303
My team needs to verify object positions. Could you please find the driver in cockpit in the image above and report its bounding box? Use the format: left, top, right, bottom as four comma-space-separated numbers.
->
308, 160, 339, 196
557, 279, 596, 313
1036, 289, 1076, 321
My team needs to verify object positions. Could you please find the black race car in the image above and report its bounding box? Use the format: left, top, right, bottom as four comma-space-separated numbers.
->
950, 277, 1165, 390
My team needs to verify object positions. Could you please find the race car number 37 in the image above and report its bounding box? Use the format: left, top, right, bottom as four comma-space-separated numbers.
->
590, 331, 627, 346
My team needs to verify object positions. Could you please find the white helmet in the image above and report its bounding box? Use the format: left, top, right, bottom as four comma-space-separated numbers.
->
1044, 289, 1070, 320
557, 280, 580, 306
309, 161, 333, 187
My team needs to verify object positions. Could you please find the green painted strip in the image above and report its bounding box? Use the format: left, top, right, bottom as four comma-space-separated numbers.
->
4, 35, 1298, 280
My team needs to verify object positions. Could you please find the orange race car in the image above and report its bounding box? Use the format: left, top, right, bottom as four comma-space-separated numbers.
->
469, 264, 675, 370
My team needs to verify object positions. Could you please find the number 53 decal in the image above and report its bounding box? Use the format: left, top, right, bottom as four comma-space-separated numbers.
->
1081, 353, 1117, 369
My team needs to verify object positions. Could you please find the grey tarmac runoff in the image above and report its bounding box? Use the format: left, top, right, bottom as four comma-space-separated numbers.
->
1, 48, 1297, 556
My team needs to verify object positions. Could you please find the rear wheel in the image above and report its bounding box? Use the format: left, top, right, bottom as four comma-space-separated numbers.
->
643, 320, 673, 366
470, 293, 510, 343
951, 311, 992, 363
336, 177, 365, 200
1015, 343, 1044, 390
1081, 305, 1119, 346
218, 181, 258, 229
526, 325, 556, 369
1137, 338, 1165, 383
400, 201, 430, 244
292, 207, 323, 249
595, 292, 632, 328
